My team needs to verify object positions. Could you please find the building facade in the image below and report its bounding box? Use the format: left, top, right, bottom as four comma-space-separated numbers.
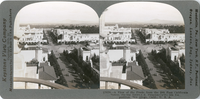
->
103, 24, 135, 43
141, 28, 185, 43
100, 43, 144, 89
14, 39, 56, 89
53, 29, 99, 43
18, 25, 47, 44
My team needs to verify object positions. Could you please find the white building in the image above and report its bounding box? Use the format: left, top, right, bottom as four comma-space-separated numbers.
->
54, 29, 99, 43
38, 63, 57, 89
20, 45, 48, 63
14, 39, 57, 89
165, 43, 185, 71
78, 46, 99, 62
55, 29, 81, 36
142, 28, 170, 35
107, 45, 136, 62
126, 62, 145, 86
150, 33, 185, 42
18, 25, 47, 44
103, 24, 135, 43
100, 43, 144, 89
141, 28, 185, 43
166, 43, 185, 62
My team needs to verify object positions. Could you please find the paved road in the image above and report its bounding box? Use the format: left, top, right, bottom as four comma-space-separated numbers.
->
41, 29, 88, 89
132, 30, 175, 89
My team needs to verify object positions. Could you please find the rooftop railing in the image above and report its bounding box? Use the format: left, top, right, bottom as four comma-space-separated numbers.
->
14, 77, 69, 89
100, 77, 149, 89
14, 77, 149, 89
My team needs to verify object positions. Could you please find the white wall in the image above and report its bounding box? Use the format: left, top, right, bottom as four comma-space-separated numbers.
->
179, 49, 185, 56
130, 53, 136, 61
110, 66, 123, 79
42, 53, 48, 61
108, 50, 123, 61
130, 80, 143, 86
20, 50, 35, 62
25, 67, 38, 79
90, 49, 99, 56
14, 54, 26, 77
83, 51, 91, 61
171, 51, 179, 61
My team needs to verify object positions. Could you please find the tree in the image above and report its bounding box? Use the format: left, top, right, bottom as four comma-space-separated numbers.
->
95, 56, 99, 63
63, 50, 66, 55
85, 42, 90, 47
118, 58, 126, 63
57, 34, 63, 39
180, 54, 185, 63
91, 54, 96, 63
30, 58, 39, 64
65, 50, 69, 55
173, 41, 178, 47
151, 49, 154, 55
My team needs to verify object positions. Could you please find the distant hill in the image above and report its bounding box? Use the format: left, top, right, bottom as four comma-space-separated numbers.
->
106, 19, 184, 28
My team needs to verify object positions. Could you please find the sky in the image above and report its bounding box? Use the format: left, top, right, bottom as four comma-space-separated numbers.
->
102, 2, 184, 25
17, 2, 99, 25
16, 2, 184, 25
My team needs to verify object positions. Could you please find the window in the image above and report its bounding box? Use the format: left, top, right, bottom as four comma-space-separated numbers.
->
174, 56, 177, 61
86, 56, 89, 61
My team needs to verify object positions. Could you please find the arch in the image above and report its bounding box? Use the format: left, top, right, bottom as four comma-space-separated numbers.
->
86, 56, 89, 61
131, 56, 133, 61
174, 56, 177, 61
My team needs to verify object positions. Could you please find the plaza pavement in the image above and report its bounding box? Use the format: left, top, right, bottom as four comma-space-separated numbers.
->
41, 30, 88, 89
132, 30, 175, 89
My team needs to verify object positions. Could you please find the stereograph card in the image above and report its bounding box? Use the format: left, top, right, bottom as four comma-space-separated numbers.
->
0, 0, 199, 99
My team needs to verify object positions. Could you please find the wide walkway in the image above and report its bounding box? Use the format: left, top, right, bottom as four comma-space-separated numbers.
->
42, 30, 87, 89
132, 30, 175, 89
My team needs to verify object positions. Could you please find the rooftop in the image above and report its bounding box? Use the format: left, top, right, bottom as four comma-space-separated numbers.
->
21, 46, 48, 53
39, 66, 57, 80
112, 62, 125, 66
109, 45, 129, 50
171, 47, 179, 51
40, 62, 49, 67
127, 61, 137, 67
82, 47, 91, 51
126, 62, 145, 80
22, 46, 41, 50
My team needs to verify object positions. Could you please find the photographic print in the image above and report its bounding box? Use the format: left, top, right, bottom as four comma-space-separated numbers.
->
13, 2, 100, 89
0, 0, 199, 99
100, 2, 185, 89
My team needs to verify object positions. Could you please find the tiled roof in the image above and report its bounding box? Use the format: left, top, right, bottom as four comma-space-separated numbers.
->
39, 66, 57, 80
127, 71, 144, 80
126, 62, 145, 80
